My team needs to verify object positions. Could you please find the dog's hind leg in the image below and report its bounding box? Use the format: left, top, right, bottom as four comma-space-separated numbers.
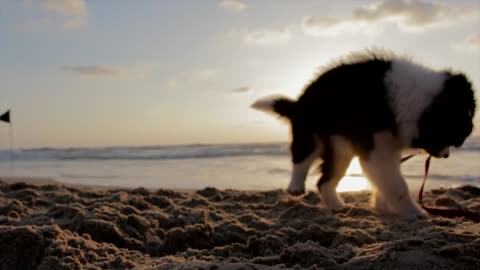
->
359, 132, 425, 218
287, 126, 321, 195
317, 136, 353, 209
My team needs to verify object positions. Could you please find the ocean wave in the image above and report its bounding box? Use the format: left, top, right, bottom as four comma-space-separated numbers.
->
457, 136, 480, 151
1, 137, 478, 162
0, 143, 289, 161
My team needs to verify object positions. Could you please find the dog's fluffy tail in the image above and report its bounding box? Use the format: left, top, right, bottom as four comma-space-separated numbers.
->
251, 95, 296, 119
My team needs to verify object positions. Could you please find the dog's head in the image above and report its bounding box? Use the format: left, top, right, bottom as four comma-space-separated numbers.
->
414, 72, 476, 158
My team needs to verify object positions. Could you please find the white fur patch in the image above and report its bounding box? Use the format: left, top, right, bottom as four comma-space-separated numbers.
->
288, 161, 313, 194
372, 191, 393, 215
359, 132, 425, 218
287, 136, 324, 194
319, 180, 346, 209
251, 95, 287, 113
438, 147, 450, 158
385, 59, 447, 147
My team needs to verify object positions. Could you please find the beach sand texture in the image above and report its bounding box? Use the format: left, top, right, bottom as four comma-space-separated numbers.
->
0, 179, 479, 270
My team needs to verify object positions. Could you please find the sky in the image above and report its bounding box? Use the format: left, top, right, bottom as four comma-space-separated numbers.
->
0, 0, 479, 149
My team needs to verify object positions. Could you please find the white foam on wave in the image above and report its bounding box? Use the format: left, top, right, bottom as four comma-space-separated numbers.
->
0, 143, 290, 161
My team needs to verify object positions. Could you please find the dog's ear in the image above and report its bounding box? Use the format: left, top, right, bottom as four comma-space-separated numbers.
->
443, 72, 476, 114
444, 73, 471, 92
440, 72, 476, 147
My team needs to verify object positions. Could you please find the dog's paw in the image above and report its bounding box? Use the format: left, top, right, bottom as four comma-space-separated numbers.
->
398, 212, 427, 220
325, 200, 346, 210
394, 203, 427, 219
287, 182, 306, 196
288, 190, 305, 196
287, 187, 305, 196
332, 204, 354, 214
319, 188, 346, 210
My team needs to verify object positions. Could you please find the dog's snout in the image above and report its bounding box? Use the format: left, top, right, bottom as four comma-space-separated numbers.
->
438, 147, 450, 158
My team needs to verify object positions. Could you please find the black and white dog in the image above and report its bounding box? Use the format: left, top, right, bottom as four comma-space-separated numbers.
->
252, 50, 476, 218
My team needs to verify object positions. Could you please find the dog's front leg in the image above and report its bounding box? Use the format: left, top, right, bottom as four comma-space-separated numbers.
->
360, 132, 425, 219
288, 160, 314, 195
287, 129, 322, 195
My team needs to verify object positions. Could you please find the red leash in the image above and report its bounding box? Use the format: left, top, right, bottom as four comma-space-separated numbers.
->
418, 155, 480, 223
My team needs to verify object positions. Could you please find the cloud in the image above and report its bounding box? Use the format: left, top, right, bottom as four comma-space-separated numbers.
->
353, 0, 476, 30
16, 0, 88, 31
452, 33, 480, 53
244, 28, 293, 46
194, 69, 217, 82
465, 33, 480, 46
168, 79, 178, 89
301, 16, 379, 37
219, 0, 246, 13
229, 87, 250, 94
62, 64, 152, 78
42, 0, 88, 30
62, 65, 126, 76
167, 68, 218, 88
302, 0, 480, 37
42, 0, 87, 17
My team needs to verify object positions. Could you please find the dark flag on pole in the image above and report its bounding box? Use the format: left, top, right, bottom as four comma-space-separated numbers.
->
0, 110, 10, 123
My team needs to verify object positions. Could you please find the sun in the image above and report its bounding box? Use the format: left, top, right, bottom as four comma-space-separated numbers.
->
336, 157, 371, 192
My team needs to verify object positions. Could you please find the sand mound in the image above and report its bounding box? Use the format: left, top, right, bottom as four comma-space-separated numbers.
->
0, 180, 479, 269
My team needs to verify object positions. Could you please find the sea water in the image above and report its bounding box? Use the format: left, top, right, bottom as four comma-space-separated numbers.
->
1, 138, 479, 192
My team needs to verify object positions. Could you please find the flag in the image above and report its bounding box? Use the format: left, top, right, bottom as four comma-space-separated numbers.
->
0, 110, 10, 123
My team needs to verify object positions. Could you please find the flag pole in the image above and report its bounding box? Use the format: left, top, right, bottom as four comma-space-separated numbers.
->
1, 109, 13, 168
9, 122, 13, 169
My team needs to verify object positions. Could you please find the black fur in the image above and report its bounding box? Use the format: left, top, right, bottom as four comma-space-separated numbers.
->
271, 98, 296, 119
256, 52, 476, 193
414, 73, 476, 155
275, 59, 395, 161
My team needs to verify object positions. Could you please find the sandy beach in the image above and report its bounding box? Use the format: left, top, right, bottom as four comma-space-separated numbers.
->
0, 178, 479, 270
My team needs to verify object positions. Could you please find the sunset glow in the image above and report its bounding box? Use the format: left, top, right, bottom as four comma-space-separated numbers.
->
0, 0, 478, 149
336, 158, 371, 192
